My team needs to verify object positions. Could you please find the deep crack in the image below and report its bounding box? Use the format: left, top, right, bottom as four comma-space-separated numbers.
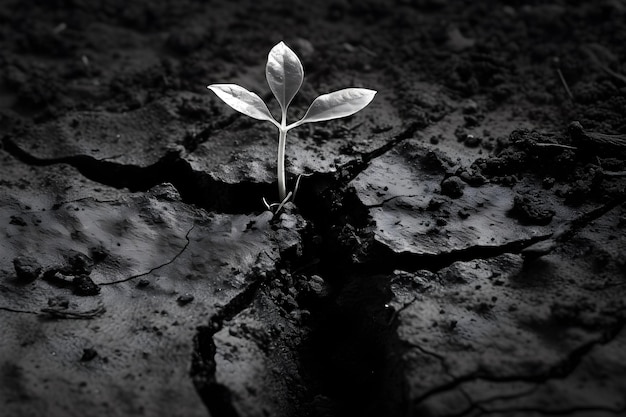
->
4, 115, 624, 417
189, 254, 271, 417
366, 195, 626, 274
371, 234, 552, 273
2, 135, 274, 214
334, 121, 423, 186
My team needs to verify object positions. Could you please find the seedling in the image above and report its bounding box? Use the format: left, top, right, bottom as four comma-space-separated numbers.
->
208, 41, 376, 212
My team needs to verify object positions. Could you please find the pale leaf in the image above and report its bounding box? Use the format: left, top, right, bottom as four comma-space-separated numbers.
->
266, 41, 304, 113
295, 88, 376, 126
207, 84, 278, 126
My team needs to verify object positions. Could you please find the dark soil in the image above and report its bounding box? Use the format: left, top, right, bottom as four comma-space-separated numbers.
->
1, 1, 626, 417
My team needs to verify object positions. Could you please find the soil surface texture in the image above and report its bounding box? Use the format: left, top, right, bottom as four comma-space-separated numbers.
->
1, 1, 626, 417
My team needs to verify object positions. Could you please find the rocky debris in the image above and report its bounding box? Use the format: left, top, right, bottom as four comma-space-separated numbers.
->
456, 167, 487, 186
271, 203, 308, 258
149, 183, 182, 202
463, 133, 481, 148
72, 275, 100, 296
301, 274, 329, 300
511, 192, 556, 225
65, 252, 95, 276
13, 256, 42, 281
440, 175, 465, 198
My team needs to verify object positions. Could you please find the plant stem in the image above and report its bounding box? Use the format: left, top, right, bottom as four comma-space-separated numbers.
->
277, 110, 288, 201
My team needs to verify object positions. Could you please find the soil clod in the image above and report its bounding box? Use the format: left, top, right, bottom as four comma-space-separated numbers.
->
72, 275, 101, 296
13, 256, 42, 281
511, 193, 556, 225
440, 175, 465, 198
177, 293, 195, 305
80, 348, 98, 362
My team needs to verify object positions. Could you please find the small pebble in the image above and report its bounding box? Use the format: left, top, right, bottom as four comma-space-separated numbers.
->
308, 275, 327, 297
464, 134, 482, 148
177, 293, 194, 305
137, 279, 150, 288
441, 176, 465, 198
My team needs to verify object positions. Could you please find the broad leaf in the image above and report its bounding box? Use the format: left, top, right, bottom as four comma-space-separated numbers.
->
207, 84, 278, 126
266, 41, 304, 113
296, 88, 376, 125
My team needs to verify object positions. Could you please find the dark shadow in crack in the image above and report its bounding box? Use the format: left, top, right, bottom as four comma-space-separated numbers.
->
300, 273, 407, 417
190, 269, 268, 417
293, 178, 409, 417
3, 135, 275, 214
191, 325, 241, 417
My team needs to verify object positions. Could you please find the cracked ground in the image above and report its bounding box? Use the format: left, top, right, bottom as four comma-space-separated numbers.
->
1, 1, 626, 416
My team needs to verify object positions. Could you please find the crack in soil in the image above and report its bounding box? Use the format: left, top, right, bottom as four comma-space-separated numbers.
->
2, 118, 424, 416
0, 303, 107, 319
453, 384, 626, 417
365, 194, 422, 209
0, 306, 39, 315
190, 254, 272, 417
410, 320, 625, 414
4, 115, 624, 416
285, 156, 626, 416
286, 176, 411, 416
281, 121, 425, 212
333, 121, 424, 186
472, 404, 626, 416
364, 193, 626, 274
99, 224, 195, 286
454, 385, 541, 417
2, 135, 274, 213
39, 303, 107, 320
2, 120, 422, 215
371, 234, 552, 273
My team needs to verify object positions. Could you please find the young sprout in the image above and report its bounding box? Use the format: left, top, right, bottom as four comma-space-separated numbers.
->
208, 41, 376, 211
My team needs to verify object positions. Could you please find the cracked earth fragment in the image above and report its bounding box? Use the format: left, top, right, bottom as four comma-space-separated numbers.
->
0, 158, 285, 417
389, 217, 626, 416
351, 138, 583, 256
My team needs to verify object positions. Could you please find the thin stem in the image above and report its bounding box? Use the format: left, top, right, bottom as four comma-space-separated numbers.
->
277, 108, 288, 201
277, 127, 287, 201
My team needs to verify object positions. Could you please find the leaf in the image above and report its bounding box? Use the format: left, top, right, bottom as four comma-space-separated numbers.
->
266, 41, 304, 113
207, 84, 278, 126
295, 88, 376, 125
